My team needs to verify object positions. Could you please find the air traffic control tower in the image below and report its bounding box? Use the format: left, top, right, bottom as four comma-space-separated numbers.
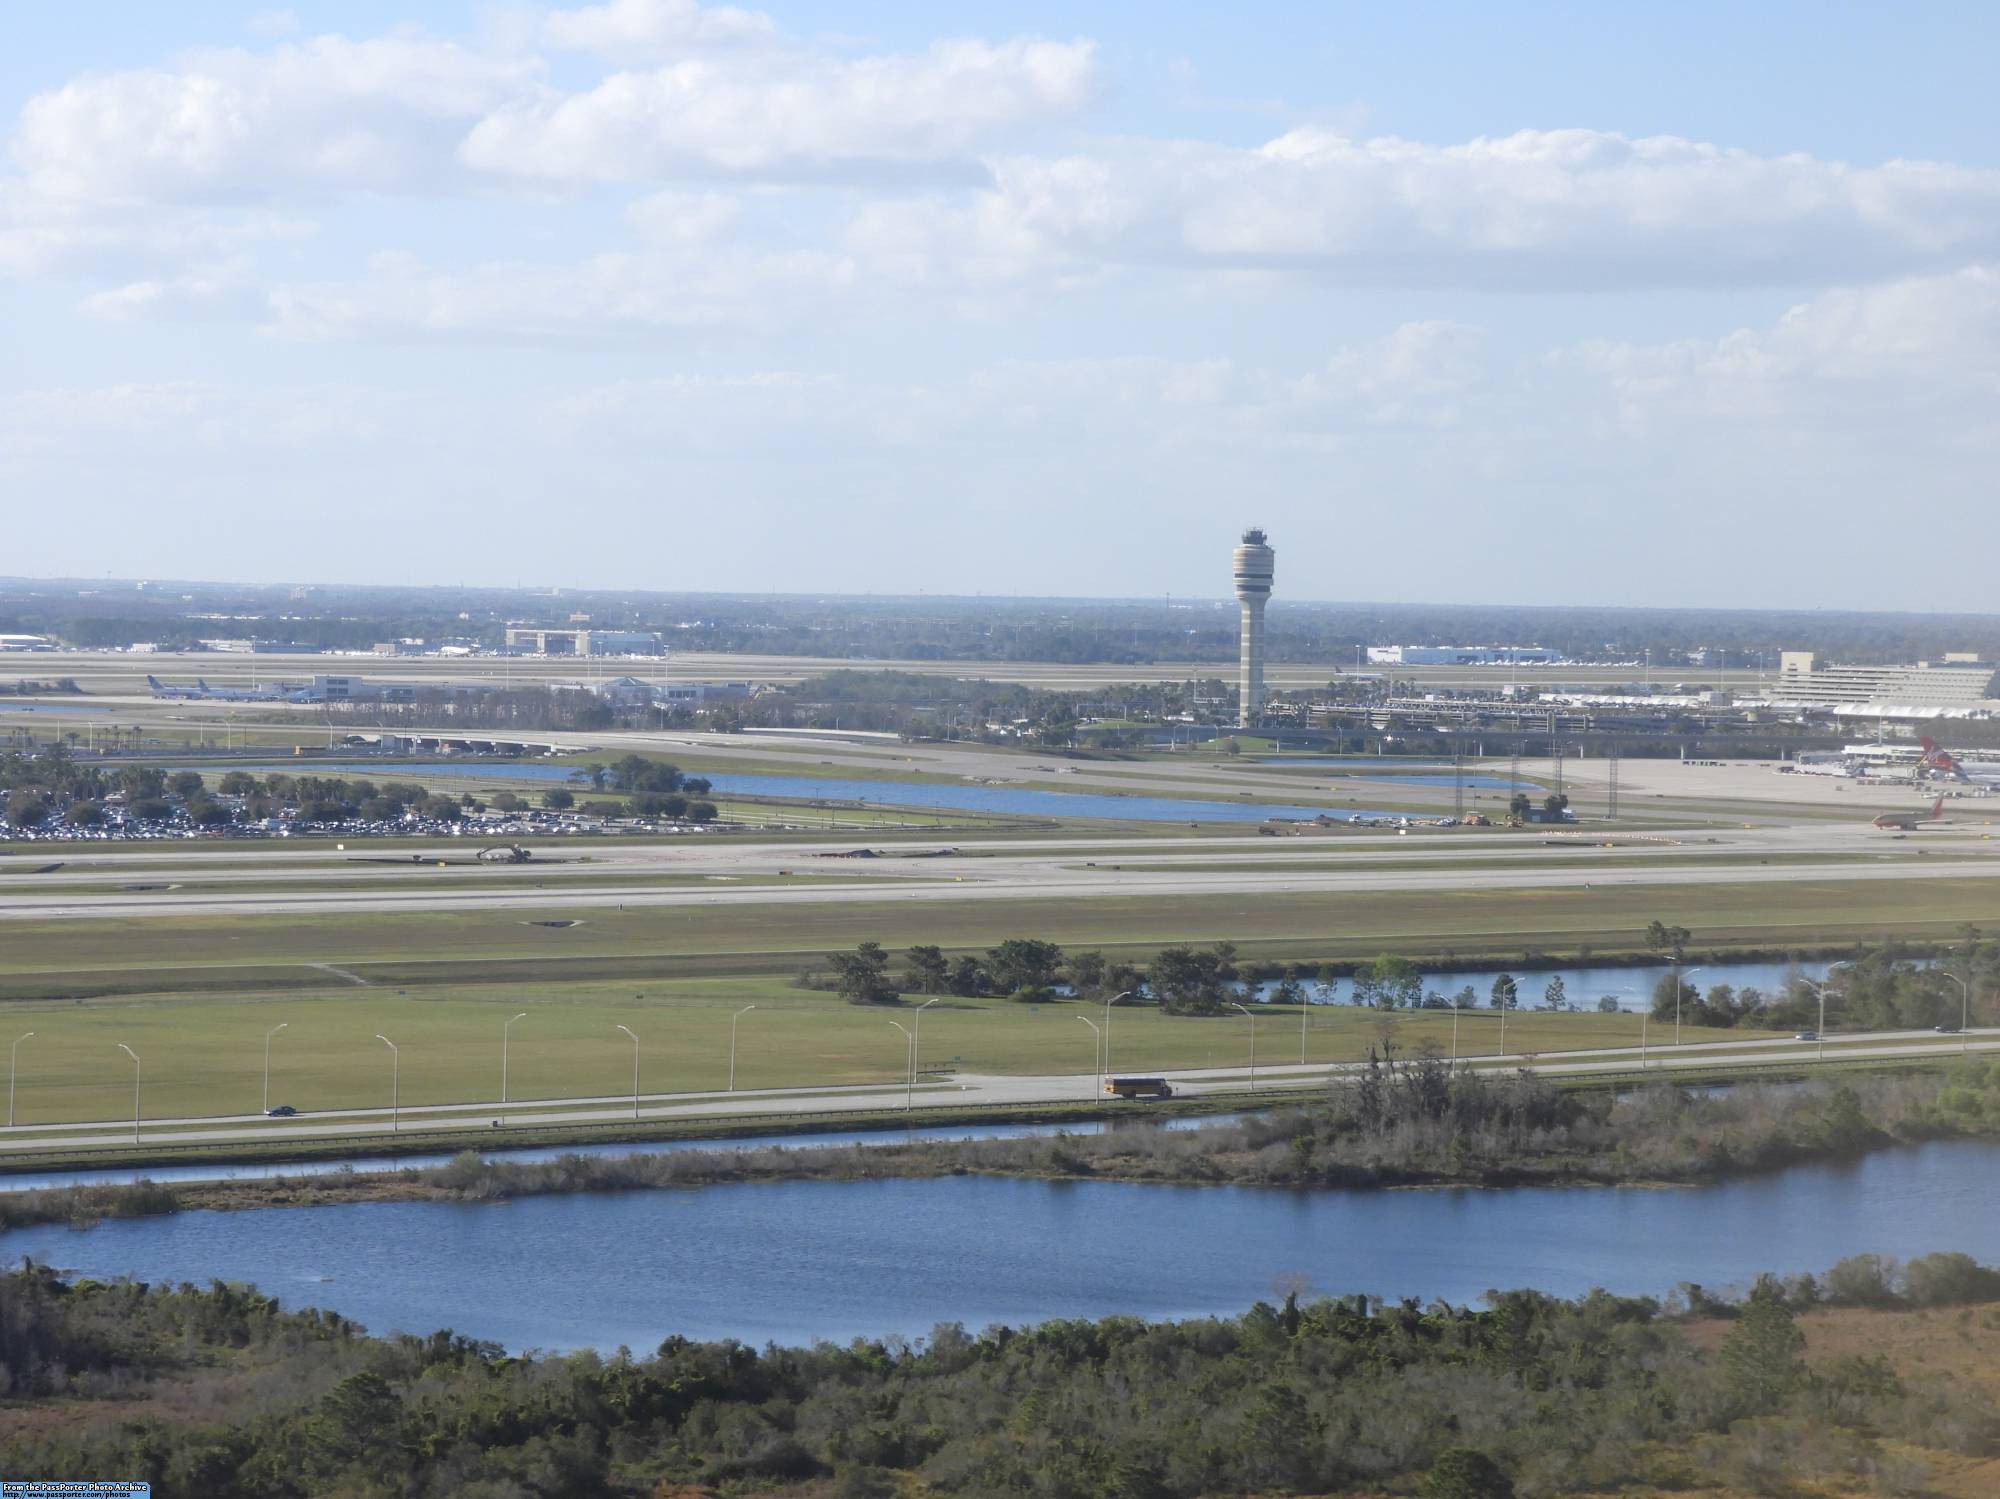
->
1232, 527, 1275, 725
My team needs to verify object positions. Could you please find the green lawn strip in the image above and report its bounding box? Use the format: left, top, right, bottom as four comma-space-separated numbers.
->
2, 874, 1992, 979
0, 877, 1993, 1015
0, 982, 1766, 1130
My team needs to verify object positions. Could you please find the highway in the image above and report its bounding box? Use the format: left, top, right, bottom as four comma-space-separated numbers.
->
2, 1028, 1990, 1164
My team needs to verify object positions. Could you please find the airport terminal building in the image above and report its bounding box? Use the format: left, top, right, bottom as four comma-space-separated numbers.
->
1367, 645, 1562, 666
1771, 651, 1998, 714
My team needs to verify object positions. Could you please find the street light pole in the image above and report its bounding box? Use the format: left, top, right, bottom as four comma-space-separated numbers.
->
728, 1005, 756, 1091
1450, 1002, 1459, 1071
374, 1034, 398, 1132
117, 1042, 141, 1144
912, 996, 940, 1089
888, 1021, 914, 1111
1673, 965, 1704, 1048
1230, 1001, 1256, 1091
1104, 989, 1132, 1077
615, 1024, 640, 1119
1939, 972, 1972, 1053
9, 1032, 33, 1128
1078, 1016, 1101, 1099
502, 1011, 528, 1107
1300, 992, 1309, 1066
262, 1022, 288, 1114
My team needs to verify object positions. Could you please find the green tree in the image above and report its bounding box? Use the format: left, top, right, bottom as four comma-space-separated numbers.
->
830, 942, 897, 1004
542, 787, 574, 810
1508, 791, 1531, 820
1366, 953, 1422, 1009
1542, 975, 1567, 1010
1147, 945, 1233, 1015
904, 945, 950, 995
986, 938, 1064, 994
1722, 1291, 1806, 1413
1645, 920, 1692, 960
1490, 973, 1519, 1010
3, 795, 49, 827
1067, 949, 1108, 995
304, 1370, 405, 1482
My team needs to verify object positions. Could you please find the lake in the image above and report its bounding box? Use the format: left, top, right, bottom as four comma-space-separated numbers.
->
10, 1139, 1994, 1352
1263, 959, 1838, 1012
243, 762, 1413, 824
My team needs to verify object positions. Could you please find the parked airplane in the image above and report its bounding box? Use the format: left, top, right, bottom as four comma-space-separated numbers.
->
1921, 739, 2000, 786
147, 675, 295, 703
1873, 796, 1947, 831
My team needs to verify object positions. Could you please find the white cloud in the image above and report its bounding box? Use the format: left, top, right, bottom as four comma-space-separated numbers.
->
1297, 320, 1484, 425
1566, 265, 2000, 428
953, 128, 2000, 289
264, 241, 855, 340
541, 0, 777, 58
459, 37, 1097, 182
246, 10, 301, 40
12, 35, 539, 203
624, 189, 741, 245
0, 176, 307, 281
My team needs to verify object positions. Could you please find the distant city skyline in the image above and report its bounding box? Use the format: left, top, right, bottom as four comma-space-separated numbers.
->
5, 2, 2000, 609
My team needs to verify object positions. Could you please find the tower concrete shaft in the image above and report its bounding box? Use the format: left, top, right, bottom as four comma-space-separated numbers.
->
1232, 528, 1275, 726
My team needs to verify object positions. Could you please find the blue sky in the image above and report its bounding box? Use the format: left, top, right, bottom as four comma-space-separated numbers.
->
5, 2, 1999, 609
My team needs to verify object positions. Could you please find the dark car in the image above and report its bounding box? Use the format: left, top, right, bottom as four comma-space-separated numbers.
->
1935, 1024, 1962, 1035
266, 1104, 298, 1117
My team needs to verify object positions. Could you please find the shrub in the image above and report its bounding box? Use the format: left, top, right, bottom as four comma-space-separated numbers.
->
1422, 1447, 1515, 1498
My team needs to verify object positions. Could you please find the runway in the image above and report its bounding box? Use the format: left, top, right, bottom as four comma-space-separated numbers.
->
1, 809, 1993, 921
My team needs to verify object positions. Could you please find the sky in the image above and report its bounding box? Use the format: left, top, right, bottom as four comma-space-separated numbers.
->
4, 1, 1999, 610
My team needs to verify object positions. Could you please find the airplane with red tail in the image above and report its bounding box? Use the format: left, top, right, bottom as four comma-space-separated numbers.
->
1874, 796, 1947, 831
1920, 739, 2000, 786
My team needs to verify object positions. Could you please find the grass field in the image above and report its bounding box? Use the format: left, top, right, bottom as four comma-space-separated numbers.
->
0, 874, 1992, 1001
0, 979, 1739, 1128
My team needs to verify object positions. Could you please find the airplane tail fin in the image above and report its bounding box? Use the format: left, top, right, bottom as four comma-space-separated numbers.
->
197, 679, 211, 693
146, 675, 161, 690
1930, 796, 1945, 819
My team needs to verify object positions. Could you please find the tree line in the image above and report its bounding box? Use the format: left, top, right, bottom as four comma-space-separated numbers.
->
3, 1232, 1995, 1496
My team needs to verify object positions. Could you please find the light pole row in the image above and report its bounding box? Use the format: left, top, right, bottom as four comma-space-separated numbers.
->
32, 967, 1980, 1139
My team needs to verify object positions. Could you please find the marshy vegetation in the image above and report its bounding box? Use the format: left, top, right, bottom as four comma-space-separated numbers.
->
3, 1252, 1999, 1495
5, 1060, 2000, 1229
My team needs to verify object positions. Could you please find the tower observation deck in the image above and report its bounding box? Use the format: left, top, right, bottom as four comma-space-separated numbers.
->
1233, 528, 1275, 726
